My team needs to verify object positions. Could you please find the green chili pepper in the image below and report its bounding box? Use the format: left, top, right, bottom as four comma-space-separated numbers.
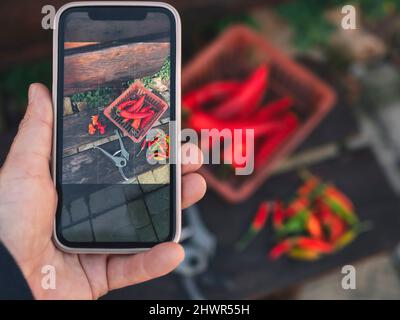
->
288, 247, 321, 261
324, 197, 358, 225
277, 209, 310, 238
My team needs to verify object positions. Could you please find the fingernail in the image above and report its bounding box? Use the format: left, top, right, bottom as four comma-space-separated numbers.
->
28, 84, 38, 103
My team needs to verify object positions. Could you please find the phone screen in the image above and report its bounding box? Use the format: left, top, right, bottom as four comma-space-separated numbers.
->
55, 6, 177, 249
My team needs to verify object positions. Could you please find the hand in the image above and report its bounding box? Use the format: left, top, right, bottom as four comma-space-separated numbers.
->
0, 83, 206, 299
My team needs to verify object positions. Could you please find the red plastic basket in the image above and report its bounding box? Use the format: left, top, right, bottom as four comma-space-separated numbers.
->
104, 80, 169, 143
182, 25, 336, 203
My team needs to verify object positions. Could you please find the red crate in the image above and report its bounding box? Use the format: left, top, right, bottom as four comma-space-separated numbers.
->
104, 80, 169, 143
182, 25, 336, 203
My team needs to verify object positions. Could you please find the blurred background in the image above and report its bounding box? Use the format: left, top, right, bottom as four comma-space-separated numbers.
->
1, 0, 400, 299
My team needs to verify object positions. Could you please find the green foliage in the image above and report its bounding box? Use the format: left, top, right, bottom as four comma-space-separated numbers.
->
276, 0, 342, 50
358, 0, 400, 19
70, 87, 116, 109
276, 0, 400, 50
139, 56, 170, 89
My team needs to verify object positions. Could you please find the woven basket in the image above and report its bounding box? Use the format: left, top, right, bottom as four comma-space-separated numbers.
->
104, 80, 169, 143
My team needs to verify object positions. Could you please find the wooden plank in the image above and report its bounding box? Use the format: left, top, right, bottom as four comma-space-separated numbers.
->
64, 42, 170, 95
64, 42, 99, 50
63, 109, 116, 152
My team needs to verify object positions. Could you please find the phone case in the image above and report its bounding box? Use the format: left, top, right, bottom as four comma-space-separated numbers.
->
52, 1, 182, 254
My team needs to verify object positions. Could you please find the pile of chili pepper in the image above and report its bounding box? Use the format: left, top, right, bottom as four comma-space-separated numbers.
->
137, 131, 170, 161
183, 64, 299, 169
116, 94, 155, 130
236, 172, 369, 261
88, 115, 106, 135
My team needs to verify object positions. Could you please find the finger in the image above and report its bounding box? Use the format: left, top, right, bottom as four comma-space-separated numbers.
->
4, 83, 53, 177
182, 143, 203, 175
182, 172, 206, 209
107, 242, 184, 290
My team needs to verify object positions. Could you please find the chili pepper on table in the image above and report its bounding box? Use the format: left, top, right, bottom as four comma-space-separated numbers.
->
324, 185, 355, 213
296, 237, 333, 254
269, 239, 293, 260
334, 229, 356, 251
91, 115, 99, 126
88, 123, 96, 135
272, 201, 285, 230
236, 202, 270, 251
323, 196, 358, 226
297, 175, 320, 198
88, 115, 106, 135
276, 209, 310, 238
213, 64, 269, 119
306, 213, 323, 239
288, 247, 321, 261
285, 196, 309, 218
97, 122, 106, 135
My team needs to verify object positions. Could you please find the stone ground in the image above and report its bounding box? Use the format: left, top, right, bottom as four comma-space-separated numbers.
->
60, 164, 170, 243
297, 252, 400, 299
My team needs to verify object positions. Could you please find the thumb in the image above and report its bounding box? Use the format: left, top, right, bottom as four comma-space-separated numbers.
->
3, 83, 53, 178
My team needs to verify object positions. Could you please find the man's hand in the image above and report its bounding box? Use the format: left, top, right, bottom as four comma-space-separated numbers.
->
0, 83, 206, 299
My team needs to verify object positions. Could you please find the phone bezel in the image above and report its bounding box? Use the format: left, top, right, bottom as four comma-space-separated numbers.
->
52, 1, 181, 254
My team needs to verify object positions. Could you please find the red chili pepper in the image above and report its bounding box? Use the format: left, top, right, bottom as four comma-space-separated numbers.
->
269, 239, 292, 260
252, 202, 270, 231
273, 200, 285, 230
318, 201, 346, 242
88, 123, 96, 135
140, 110, 155, 128
324, 185, 354, 212
236, 202, 270, 251
286, 196, 309, 218
255, 96, 293, 120
126, 95, 145, 113
213, 64, 269, 119
298, 176, 321, 198
119, 110, 153, 120
131, 118, 141, 129
187, 111, 282, 138
117, 99, 136, 110
97, 122, 106, 135
296, 237, 333, 254
254, 113, 298, 169
306, 213, 323, 239
183, 81, 241, 111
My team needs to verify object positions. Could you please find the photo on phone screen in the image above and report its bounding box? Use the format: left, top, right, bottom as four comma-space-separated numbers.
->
54, 5, 178, 250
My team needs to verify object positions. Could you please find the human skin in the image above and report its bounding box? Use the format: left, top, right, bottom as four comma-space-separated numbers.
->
0, 83, 206, 299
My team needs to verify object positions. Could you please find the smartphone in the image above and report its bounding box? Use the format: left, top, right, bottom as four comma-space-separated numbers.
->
52, 2, 181, 253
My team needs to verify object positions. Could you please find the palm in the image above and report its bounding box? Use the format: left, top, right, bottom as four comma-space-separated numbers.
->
0, 84, 206, 299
